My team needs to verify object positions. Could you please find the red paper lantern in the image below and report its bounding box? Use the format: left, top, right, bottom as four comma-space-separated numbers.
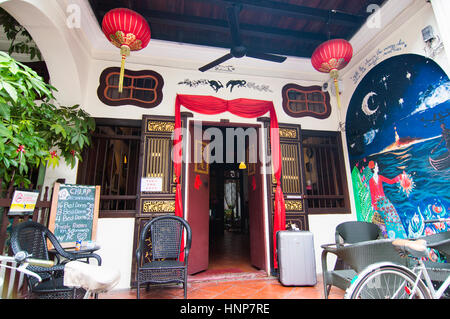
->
102, 8, 151, 92
311, 39, 353, 74
311, 39, 353, 109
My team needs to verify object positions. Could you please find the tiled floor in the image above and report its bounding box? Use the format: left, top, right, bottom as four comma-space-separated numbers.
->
100, 230, 345, 299
99, 274, 345, 299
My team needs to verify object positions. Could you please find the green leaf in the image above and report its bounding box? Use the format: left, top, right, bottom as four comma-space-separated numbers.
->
2, 81, 17, 102
0, 102, 11, 121
82, 134, 90, 146
3, 157, 9, 169
30, 47, 35, 60
8, 61, 18, 75
51, 123, 62, 134
0, 124, 11, 138
74, 133, 82, 148
9, 158, 18, 167
71, 134, 79, 145
0, 53, 10, 63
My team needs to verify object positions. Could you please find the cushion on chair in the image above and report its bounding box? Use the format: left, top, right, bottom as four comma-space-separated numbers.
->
64, 261, 121, 293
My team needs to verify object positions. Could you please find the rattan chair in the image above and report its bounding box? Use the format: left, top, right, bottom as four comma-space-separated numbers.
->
135, 215, 192, 299
321, 221, 383, 299
10, 220, 102, 299
335, 221, 383, 247
321, 238, 411, 298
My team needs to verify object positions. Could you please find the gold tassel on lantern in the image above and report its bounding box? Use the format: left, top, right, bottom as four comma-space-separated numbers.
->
119, 45, 130, 93
330, 69, 342, 109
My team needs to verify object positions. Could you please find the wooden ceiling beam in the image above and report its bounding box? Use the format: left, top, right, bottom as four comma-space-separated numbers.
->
94, 8, 330, 44
151, 32, 314, 57
196, 0, 367, 27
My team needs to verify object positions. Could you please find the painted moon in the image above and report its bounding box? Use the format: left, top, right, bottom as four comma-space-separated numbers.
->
362, 92, 379, 116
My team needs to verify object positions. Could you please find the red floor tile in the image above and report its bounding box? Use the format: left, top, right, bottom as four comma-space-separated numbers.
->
100, 276, 345, 300
101, 231, 345, 300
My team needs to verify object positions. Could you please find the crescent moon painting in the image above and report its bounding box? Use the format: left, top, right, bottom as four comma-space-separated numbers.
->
361, 92, 378, 116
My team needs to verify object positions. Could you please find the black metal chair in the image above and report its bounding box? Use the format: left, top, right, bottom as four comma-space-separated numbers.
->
321, 221, 382, 298
135, 215, 192, 299
10, 220, 102, 299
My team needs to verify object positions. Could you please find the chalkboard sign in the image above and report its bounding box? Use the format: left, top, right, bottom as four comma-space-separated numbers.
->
48, 183, 100, 248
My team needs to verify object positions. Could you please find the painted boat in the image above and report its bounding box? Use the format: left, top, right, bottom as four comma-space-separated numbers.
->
429, 151, 450, 171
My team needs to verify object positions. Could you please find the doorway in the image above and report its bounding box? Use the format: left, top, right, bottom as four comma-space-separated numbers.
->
187, 121, 267, 276
208, 163, 253, 272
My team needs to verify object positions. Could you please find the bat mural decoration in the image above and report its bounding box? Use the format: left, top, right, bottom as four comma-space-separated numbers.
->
178, 79, 271, 93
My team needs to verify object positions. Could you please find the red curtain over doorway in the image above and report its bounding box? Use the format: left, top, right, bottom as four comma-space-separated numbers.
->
173, 94, 286, 268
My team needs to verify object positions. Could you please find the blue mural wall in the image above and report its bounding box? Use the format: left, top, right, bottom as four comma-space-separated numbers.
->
346, 53, 450, 239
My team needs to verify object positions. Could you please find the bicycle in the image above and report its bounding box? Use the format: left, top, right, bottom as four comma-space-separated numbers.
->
344, 232, 450, 299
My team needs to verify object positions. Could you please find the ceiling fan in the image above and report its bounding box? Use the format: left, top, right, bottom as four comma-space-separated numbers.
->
198, 4, 287, 72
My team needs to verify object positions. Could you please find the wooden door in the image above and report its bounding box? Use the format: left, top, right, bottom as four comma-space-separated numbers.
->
186, 122, 210, 274
278, 124, 308, 231
258, 120, 308, 271
132, 115, 179, 285
247, 138, 266, 270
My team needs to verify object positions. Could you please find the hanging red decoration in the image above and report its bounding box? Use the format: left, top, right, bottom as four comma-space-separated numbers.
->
311, 39, 353, 109
194, 174, 202, 190
101, 8, 151, 92
173, 95, 286, 268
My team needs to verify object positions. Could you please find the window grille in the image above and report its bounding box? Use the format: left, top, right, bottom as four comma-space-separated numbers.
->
282, 84, 331, 119
97, 67, 164, 108
77, 120, 141, 217
302, 130, 350, 214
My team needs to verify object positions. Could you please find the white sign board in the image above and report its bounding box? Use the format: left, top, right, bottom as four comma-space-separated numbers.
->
9, 190, 40, 214
141, 177, 163, 192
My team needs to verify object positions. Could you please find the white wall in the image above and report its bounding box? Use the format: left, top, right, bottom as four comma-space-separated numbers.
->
1, 0, 447, 289
96, 218, 134, 289
83, 58, 337, 125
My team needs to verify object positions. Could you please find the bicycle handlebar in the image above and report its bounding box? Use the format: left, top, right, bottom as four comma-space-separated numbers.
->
25, 257, 55, 268
0, 252, 54, 283
10, 251, 55, 268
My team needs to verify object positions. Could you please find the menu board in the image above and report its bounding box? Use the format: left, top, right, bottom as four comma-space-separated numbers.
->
48, 183, 100, 248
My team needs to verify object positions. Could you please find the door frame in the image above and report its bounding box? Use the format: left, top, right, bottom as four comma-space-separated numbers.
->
184, 119, 271, 274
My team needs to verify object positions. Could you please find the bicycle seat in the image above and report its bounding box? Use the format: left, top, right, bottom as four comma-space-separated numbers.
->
392, 239, 429, 259
64, 261, 120, 294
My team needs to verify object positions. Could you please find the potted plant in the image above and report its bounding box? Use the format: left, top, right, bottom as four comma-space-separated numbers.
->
0, 51, 95, 188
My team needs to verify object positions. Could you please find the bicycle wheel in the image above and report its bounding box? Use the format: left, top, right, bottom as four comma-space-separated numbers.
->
346, 265, 431, 299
